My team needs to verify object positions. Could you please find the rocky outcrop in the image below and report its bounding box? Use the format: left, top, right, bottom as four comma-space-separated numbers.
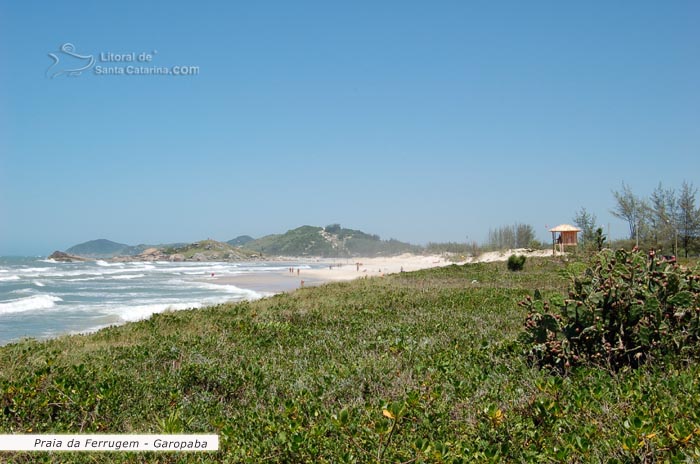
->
48, 251, 91, 262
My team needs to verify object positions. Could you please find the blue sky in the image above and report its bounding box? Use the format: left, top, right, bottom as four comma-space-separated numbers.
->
1, 1, 698, 255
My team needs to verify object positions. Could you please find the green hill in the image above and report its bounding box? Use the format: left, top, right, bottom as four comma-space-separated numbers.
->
243, 224, 421, 257
63, 225, 420, 259
66, 239, 134, 258
65, 239, 185, 258
227, 235, 255, 247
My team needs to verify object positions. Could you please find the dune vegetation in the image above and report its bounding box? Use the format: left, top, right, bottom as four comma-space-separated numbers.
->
1, 255, 699, 463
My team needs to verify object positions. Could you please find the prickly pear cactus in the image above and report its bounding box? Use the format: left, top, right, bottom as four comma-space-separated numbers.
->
521, 249, 700, 372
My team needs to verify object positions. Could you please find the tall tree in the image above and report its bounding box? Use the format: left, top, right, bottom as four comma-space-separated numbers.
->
611, 182, 649, 244
488, 223, 536, 250
573, 207, 597, 247
649, 183, 678, 252
515, 223, 535, 248
677, 181, 699, 258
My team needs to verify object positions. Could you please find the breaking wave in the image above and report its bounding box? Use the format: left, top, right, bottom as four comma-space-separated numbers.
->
0, 294, 63, 314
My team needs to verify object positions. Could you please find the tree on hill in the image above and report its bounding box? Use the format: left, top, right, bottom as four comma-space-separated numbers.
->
242, 225, 417, 257
324, 224, 342, 234
227, 235, 255, 247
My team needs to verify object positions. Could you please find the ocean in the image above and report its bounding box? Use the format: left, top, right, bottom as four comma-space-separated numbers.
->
0, 257, 312, 346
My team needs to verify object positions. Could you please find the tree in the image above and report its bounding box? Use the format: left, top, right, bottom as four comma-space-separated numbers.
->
573, 207, 597, 248
324, 224, 342, 234
649, 183, 678, 252
676, 181, 700, 258
594, 227, 607, 251
611, 182, 649, 245
487, 223, 535, 250
515, 224, 536, 248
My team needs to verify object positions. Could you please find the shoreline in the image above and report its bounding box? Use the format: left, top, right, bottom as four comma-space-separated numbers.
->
207, 249, 556, 294
206, 254, 457, 293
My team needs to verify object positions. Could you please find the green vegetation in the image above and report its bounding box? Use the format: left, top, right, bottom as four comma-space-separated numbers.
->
2, 256, 699, 462
66, 239, 138, 258
226, 236, 255, 247
522, 249, 700, 372
609, 181, 700, 257
487, 223, 537, 251
66, 239, 187, 258
573, 207, 598, 252
507, 254, 526, 271
242, 225, 421, 257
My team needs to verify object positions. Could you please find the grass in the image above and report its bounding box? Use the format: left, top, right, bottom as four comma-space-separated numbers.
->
1, 257, 699, 462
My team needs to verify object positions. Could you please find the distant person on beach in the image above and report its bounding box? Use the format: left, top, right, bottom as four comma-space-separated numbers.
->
297, 268, 300, 276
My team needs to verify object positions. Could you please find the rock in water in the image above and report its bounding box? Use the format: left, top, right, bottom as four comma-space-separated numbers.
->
48, 251, 91, 262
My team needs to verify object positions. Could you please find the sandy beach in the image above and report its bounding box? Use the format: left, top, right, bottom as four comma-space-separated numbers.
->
210, 249, 556, 294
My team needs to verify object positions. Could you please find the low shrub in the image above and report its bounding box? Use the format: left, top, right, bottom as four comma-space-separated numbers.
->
520, 249, 700, 372
507, 254, 526, 271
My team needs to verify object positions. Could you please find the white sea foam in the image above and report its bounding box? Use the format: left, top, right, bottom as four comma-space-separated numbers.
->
0, 259, 303, 345
111, 302, 202, 322
98, 260, 127, 267
17, 267, 57, 275
110, 274, 146, 280
0, 295, 63, 314
192, 282, 263, 299
40, 268, 129, 278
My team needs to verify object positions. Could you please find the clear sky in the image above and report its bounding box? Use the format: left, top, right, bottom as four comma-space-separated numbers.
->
1, 1, 698, 255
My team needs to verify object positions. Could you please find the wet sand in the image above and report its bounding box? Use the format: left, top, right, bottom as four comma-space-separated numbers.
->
207, 272, 327, 294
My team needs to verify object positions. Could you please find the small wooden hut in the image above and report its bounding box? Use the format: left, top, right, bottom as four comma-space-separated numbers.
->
549, 224, 581, 254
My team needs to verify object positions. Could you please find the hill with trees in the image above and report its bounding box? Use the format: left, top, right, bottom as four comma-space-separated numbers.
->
66, 239, 147, 258
227, 235, 255, 247
242, 224, 422, 257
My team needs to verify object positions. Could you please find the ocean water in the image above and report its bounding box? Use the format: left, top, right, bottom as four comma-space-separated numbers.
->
0, 257, 311, 346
